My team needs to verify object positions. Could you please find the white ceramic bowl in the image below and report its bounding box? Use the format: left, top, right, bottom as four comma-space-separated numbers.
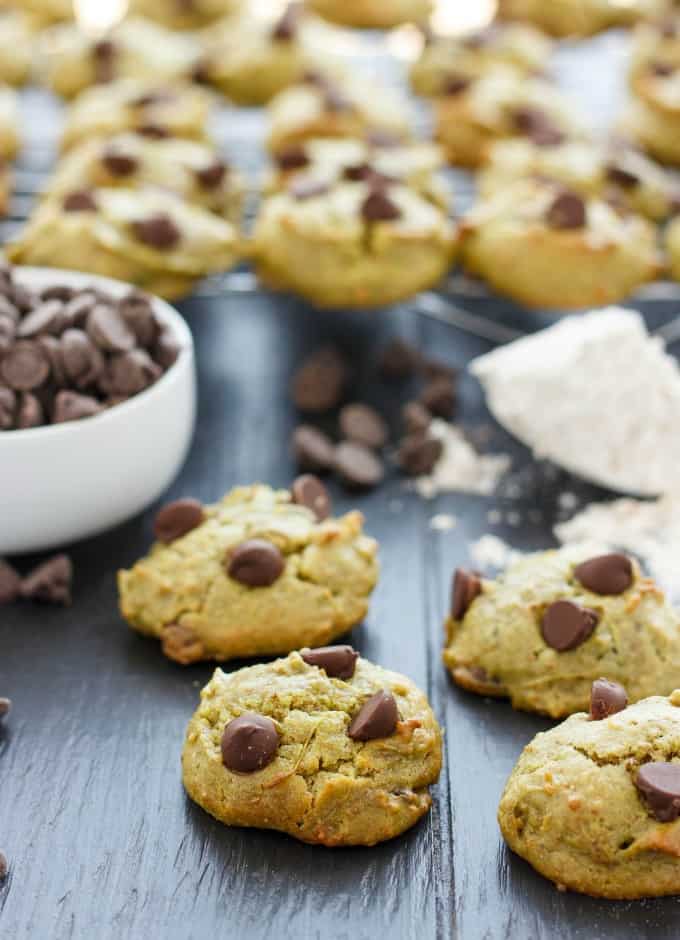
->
0, 268, 196, 554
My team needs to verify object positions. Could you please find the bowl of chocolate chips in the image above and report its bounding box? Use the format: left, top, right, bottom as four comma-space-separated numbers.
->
0, 264, 195, 553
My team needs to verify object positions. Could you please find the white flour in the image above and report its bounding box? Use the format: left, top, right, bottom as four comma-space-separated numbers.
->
468, 534, 522, 571
415, 420, 511, 499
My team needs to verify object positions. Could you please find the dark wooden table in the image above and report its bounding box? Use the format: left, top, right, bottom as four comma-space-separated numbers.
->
2, 286, 680, 940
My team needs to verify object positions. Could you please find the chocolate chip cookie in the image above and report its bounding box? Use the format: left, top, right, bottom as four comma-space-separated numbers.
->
182, 648, 441, 845
118, 483, 379, 664
443, 546, 680, 718
499, 684, 680, 897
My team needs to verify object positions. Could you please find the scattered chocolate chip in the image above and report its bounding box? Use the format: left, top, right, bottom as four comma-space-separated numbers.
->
541, 600, 599, 652
221, 713, 280, 773
291, 346, 347, 413
132, 213, 181, 250
17, 300, 66, 338
0, 558, 21, 604
378, 338, 420, 379
636, 763, 680, 822
443, 75, 470, 95
20, 554, 73, 605
276, 145, 309, 170
154, 498, 204, 544
102, 150, 139, 177
227, 539, 285, 587
574, 553, 633, 596
272, 2, 300, 40
104, 349, 161, 396
545, 189, 587, 229
291, 424, 336, 472
17, 392, 43, 429
348, 690, 398, 741
605, 163, 639, 189
339, 403, 388, 450
63, 190, 98, 212
60, 329, 105, 388
361, 188, 402, 222
513, 107, 565, 147
589, 678, 628, 720
289, 177, 330, 201
52, 390, 102, 423
291, 474, 332, 521
0, 385, 15, 428
302, 645, 358, 679
420, 377, 456, 419
0, 341, 50, 391
398, 432, 442, 476
402, 401, 432, 434
334, 441, 384, 489
0, 697, 11, 719
451, 568, 481, 620
0, 852, 7, 881
195, 160, 227, 190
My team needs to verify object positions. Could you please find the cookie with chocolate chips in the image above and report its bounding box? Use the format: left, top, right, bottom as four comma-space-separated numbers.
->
499, 687, 680, 898
119, 483, 378, 664
182, 649, 441, 845
443, 545, 680, 718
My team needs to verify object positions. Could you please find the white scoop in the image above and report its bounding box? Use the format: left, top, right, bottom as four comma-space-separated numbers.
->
470, 307, 680, 497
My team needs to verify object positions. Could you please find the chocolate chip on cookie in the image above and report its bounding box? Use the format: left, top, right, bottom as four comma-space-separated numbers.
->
604, 164, 639, 189
221, 713, 280, 773
574, 554, 633, 596
20, 554, 73, 606
361, 189, 402, 223
541, 600, 599, 651
276, 145, 310, 170
160, 622, 205, 665
443, 75, 470, 96
62, 190, 98, 212
227, 540, 285, 587
451, 568, 481, 620
589, 678, 628, 720
101, 150, 139, 177
272, 2, 300, 40
348, 690, 398, 741
291, 425, 336, 473
334, 441, 384, 489
0, 559, 21, 605
635, 763, 680, 822
154, 498, 204, 544
513, 107, 565, 147
339, 403, 388, 451
302, 645, 358, 679
291, 474, 332, 521
132, 213, 181, 250
546, 190, 587, 229
92, 38, 117, 83
195, 160, 227, 190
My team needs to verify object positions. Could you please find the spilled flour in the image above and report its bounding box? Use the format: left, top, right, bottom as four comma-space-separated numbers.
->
468, 534, 522, 571
415, 420, 511, 499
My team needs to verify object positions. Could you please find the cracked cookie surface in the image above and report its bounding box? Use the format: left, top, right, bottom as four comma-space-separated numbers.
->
499, 690, 680, 897
182, 650, 442, 845
118, 484, 379, 663
443, 545, 680, 717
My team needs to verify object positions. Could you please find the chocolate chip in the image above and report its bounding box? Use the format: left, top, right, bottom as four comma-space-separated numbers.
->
92, 38, 117, 83
541, 600, 599, 652
443, 75, 470, 95
0, 294, 19, 324
0, 315, 15, 353
339, 403, 388, 450
0, 558, 20, 604
21, 554, 73, 605
131, 213, 181, 250
154, 498, 204, 543
131, 90, 171, 108
221, 713, 280, 773
378, 338, 420, 379
86, 305, 136, 353
17, 300, 66, 338
276, 145, 310, 170
195, 160, 227, 190
361, 189, 402, 222
41, 285, 73, 303
137, 124, 169, 140
118, 291, 158, 348
605, 164, 639, 189
291, 424, 336, 472
513, 107, 565, 147
227, 540, 285, 587
420, 377, 456, 419
102, 150, 138, 177
160, 622, 204, 665
574, 553, 633, 596
36, 336, 65, 386
291, 474, 331, 521
324, 85, 353, 113
343, 164, 396, 188
302, 645, 358, 679
334, 441, 384, 489
1, 341, 50, 390
60, 329, 105, 388
545, 190, 587, 229
398, 432, 442, 476
104, 349, 161, 396
272, 2, 300, 40
348, 690, 398, 741
17, 392, 43, 429
451, 568, 481, 620
365, 129, 402, 148
63, 190, 98, 212
289, 177, 330, 201
421, 358, 458, 382
589, 678, 628, 720
0, 697, 11, 719
154, 329, 180, 369
62, 292, 97, 329
651, 61, 675, 77
0, 385, 15, 428
660, 17, 678, 38
402, 401, 432, 434
0, 852, 7, 881
52, 390, 102, 423
291, 346, 347, 413
636, 763, 680, 822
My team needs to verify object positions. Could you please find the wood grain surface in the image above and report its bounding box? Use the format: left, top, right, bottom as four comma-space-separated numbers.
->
2, 291, 680, 939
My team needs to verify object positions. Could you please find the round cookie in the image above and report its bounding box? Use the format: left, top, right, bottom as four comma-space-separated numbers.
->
60, 80, 213, 153
129, 0, 242, 30
497, 0, 666, 37
48, 133, 245, 223
252, 175, 457, 309
411, 22, 552, 98
118, 483, 379, 664
443, 546, 680, 718
622, 61, 680, 165
434, 66, 583, 169
479, 137, 680, 222
306, 0, 432, 29
460, 177, 659, 309
8, 187, 239, 301
182, 649, 442, 845
499, 686, 680, 898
